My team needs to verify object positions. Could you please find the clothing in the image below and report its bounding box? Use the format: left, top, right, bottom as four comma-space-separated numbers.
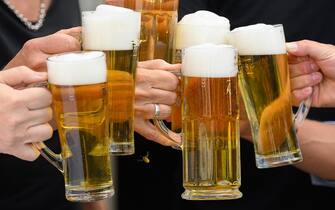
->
0, 1, 81, 210
117, 0, 335, 210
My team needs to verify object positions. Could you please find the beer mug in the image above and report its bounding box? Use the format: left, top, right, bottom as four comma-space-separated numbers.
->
82, 5, 141, 155
158, 44, 242, 200
33, 51, 114, 202
107, 0, 179, 63
171, 10, 231, 132
229, 24, 311, 168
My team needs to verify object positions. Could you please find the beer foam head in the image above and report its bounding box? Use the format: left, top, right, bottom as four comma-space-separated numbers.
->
47, 51, 107, 86
230, 23, 286, 55
182, 44, 237, 78
82, 5, 141, 50
176, 11, 230, 49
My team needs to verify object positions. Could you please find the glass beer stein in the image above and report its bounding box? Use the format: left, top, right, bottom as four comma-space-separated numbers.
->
107, 0, 179, 63
33, 51, 114, 202
171, 10, 231, 132
82, 5, 141, 155
229, 24, 311, 168
156, 44, 242, 200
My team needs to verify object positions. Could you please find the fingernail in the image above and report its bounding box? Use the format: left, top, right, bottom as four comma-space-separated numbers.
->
286, 42, 298, 52
310, 63, 318, 71
312, 73, 322, 82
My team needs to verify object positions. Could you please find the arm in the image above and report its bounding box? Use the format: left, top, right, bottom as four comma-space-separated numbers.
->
295, 120, 335, 180
286, 40, 335, 179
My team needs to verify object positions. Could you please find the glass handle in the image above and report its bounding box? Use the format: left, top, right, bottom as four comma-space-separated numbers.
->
294, 92, 312, 128
27, 82, 63, 172
153, 69, 182, 150
153, 119, 182, 150
31, 142, 63, 173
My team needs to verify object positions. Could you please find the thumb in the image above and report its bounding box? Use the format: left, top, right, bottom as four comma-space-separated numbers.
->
138, 59, 181, 71
286, 40, 335, 61
0, 66, 47, 87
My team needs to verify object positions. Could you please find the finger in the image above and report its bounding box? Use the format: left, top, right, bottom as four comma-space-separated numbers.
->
34, 33, 81, 54
287, 54, 310, 65
56, 27, 82, 41
292, 87, 313, 104
25, 107, 53, 126
289, 61, 319, 78
18, 88, 52, 110
287, 40, 334, 60
135, 88, 177, 105
290, 72, 322, 90
134, 118, 180, 147
135, 104, 172, 120
138, 59, 181, 72
26, 123, 53, 143
10, 144, 40, 161
0, 66, 47, 87
137, 68, 179, 91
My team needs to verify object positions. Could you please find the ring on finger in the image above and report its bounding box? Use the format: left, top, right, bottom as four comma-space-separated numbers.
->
153, 103, 160, 119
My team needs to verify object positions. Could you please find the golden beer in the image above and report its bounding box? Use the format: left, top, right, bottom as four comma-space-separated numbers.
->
139, 9, 177, 62
230, 24, 303, 168
182, 76, 241, 199
105, 50, 136, 154
82, 5, 141, 155
51, 83, 112, 195
108, 0, 179, 62
170, 11, 231, 132
47, 51, 114, 202
181, 44, 241, 200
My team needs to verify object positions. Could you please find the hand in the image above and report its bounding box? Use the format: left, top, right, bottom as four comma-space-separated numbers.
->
287, 40, 335, 107
134, 59, 180, 146
0, 66, 53, 161
3, 27, 81, 71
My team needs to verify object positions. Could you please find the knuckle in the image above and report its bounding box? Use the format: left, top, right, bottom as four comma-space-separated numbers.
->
165, 105, 172, 114
302, 62, 311, 74
27, 55, 45, 69
135, 105, 154, 119
7, 94, 23, 109
42, 90, 53, 106
169, 75, 179, 90
46, 108, 53, 122
63, 34, 80, 51
152, 59, 166, 67
17, 65, 31, 73
292, 90, 302, 100
300, 39, 311, 46
135, 88, 153, 100
43, 125, 53, 140
23, 39, 38, 52
135, 71, 147, 83
168, 92, 177, 104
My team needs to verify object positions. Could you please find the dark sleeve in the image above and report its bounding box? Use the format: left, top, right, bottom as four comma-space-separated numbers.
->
179, 0, 211, 18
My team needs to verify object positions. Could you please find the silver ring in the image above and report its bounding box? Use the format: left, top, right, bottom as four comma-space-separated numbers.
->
154, 104, 160, 119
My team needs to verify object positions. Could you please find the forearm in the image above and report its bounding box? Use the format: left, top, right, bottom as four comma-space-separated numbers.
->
295, 119, 335, 179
